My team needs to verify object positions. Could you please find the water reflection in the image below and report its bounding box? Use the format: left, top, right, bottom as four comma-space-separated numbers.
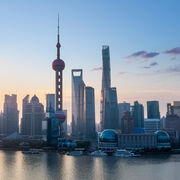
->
0, 150, 180, 180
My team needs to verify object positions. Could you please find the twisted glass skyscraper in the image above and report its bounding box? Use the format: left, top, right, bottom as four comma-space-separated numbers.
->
100, 46, 118, 130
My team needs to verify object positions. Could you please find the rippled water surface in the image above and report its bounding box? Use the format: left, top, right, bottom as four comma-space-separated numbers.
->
0, 150, 180, 180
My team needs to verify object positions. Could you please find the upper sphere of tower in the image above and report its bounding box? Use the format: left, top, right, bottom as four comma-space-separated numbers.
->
52, 59, 65, 71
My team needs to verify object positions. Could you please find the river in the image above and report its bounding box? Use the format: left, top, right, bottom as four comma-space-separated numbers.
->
0, 150, 179, 180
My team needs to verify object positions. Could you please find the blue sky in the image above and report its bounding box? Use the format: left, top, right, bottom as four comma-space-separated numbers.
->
0, 0, 180, 123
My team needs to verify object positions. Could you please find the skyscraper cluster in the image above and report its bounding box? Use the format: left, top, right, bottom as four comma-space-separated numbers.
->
0, 94, 44, 137
0, 18, 179, 148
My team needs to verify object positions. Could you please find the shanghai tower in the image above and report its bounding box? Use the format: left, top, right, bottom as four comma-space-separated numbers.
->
100, 46, 118, 130
100, 46, 111, 130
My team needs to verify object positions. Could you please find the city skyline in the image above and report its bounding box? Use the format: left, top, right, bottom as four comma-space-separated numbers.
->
0, 0, 180, 124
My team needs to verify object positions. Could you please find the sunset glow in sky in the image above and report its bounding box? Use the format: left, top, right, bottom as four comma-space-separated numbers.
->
0, 0, 180, 124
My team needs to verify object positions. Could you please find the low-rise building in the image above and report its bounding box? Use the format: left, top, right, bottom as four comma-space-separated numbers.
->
98, 129, 171, 151
118, 134, 157, 150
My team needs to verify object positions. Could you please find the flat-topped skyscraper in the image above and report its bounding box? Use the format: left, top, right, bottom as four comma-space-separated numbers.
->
147, 101, 160, 119
3, 94, 19, 135
71, 69, 85, 137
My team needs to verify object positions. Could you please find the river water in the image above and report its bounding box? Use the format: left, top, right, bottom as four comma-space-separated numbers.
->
0, 150, 179, 180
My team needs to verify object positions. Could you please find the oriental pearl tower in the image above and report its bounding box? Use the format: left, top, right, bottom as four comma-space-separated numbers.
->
52, 16, 66, 138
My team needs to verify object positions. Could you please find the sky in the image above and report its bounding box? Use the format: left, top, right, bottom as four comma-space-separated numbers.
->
0, 0, 180, 124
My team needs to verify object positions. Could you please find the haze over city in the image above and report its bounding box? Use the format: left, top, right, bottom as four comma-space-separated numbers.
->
0, 0, 180, 124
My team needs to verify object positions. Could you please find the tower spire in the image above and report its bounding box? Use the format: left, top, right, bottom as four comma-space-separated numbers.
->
56, 14, 61, 59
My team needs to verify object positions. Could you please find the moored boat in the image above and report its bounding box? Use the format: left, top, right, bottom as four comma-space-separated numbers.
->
113, 149, 136, 157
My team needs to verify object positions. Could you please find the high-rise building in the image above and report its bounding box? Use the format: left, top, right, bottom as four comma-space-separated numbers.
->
72, 69, 85, 137
147, 101, 160, 119
3, 94, 19, 135
45, 93, 67, 137
100, 46, 118, 130
47, 16, 66, 146
63, 110, 68, 137
84, 86, 96, 139
21, 95, 44, 136
0, 112, 3, 135
109, 87, 119, 129
131, 101, 144, 129
167, 101, 180, 117
121, 111, 134, 134
118, 102, 130, 129
100, 45, 111, 131
46, 94, 55, 112
165, 102, 180, 140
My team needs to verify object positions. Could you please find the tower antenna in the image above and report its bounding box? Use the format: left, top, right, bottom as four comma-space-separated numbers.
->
57, 13, 61, 59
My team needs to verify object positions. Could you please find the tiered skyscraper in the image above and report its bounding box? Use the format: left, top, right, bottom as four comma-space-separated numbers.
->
21, 95, 44, 136
100, 46, 118, 130
3, 94, 19, 135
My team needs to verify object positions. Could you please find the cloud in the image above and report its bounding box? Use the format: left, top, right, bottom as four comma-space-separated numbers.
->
150, 62, 158, 66
126, 51, 159, 60
91, 67, 102, 71
143, 62, 158, 69
164, 47, 180, 55
143, 66, 151, 69
156, 64, 180, 74
126, 51, 147, 58
142, 52, 159, 58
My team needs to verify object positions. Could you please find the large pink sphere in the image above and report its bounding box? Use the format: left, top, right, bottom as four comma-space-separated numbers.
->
55, 112, 66, 123
52, 59, 65, 71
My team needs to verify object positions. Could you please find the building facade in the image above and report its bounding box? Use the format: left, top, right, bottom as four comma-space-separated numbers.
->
121, 111, 134, 134
109, 87, 119, 129
118, 102, 130, 129
84, 86, 96, 139
167, 101, 180, 117
72, 69, 85, 137
118, 134, 157, 150
144, 119, 160, 134
147, 101, 160, 119
3, 94, 19, 135
97, 129, 170, 151
46, 94, 55, 112
165, 114, 180, 140
100, 46, 111, 131
131, 101, 144, 129
100, 46, 118, 130
0, 112, 3, 135
21, 95, 44, 136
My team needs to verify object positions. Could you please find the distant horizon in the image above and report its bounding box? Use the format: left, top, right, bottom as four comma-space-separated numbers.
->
0, 0, 180, 124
